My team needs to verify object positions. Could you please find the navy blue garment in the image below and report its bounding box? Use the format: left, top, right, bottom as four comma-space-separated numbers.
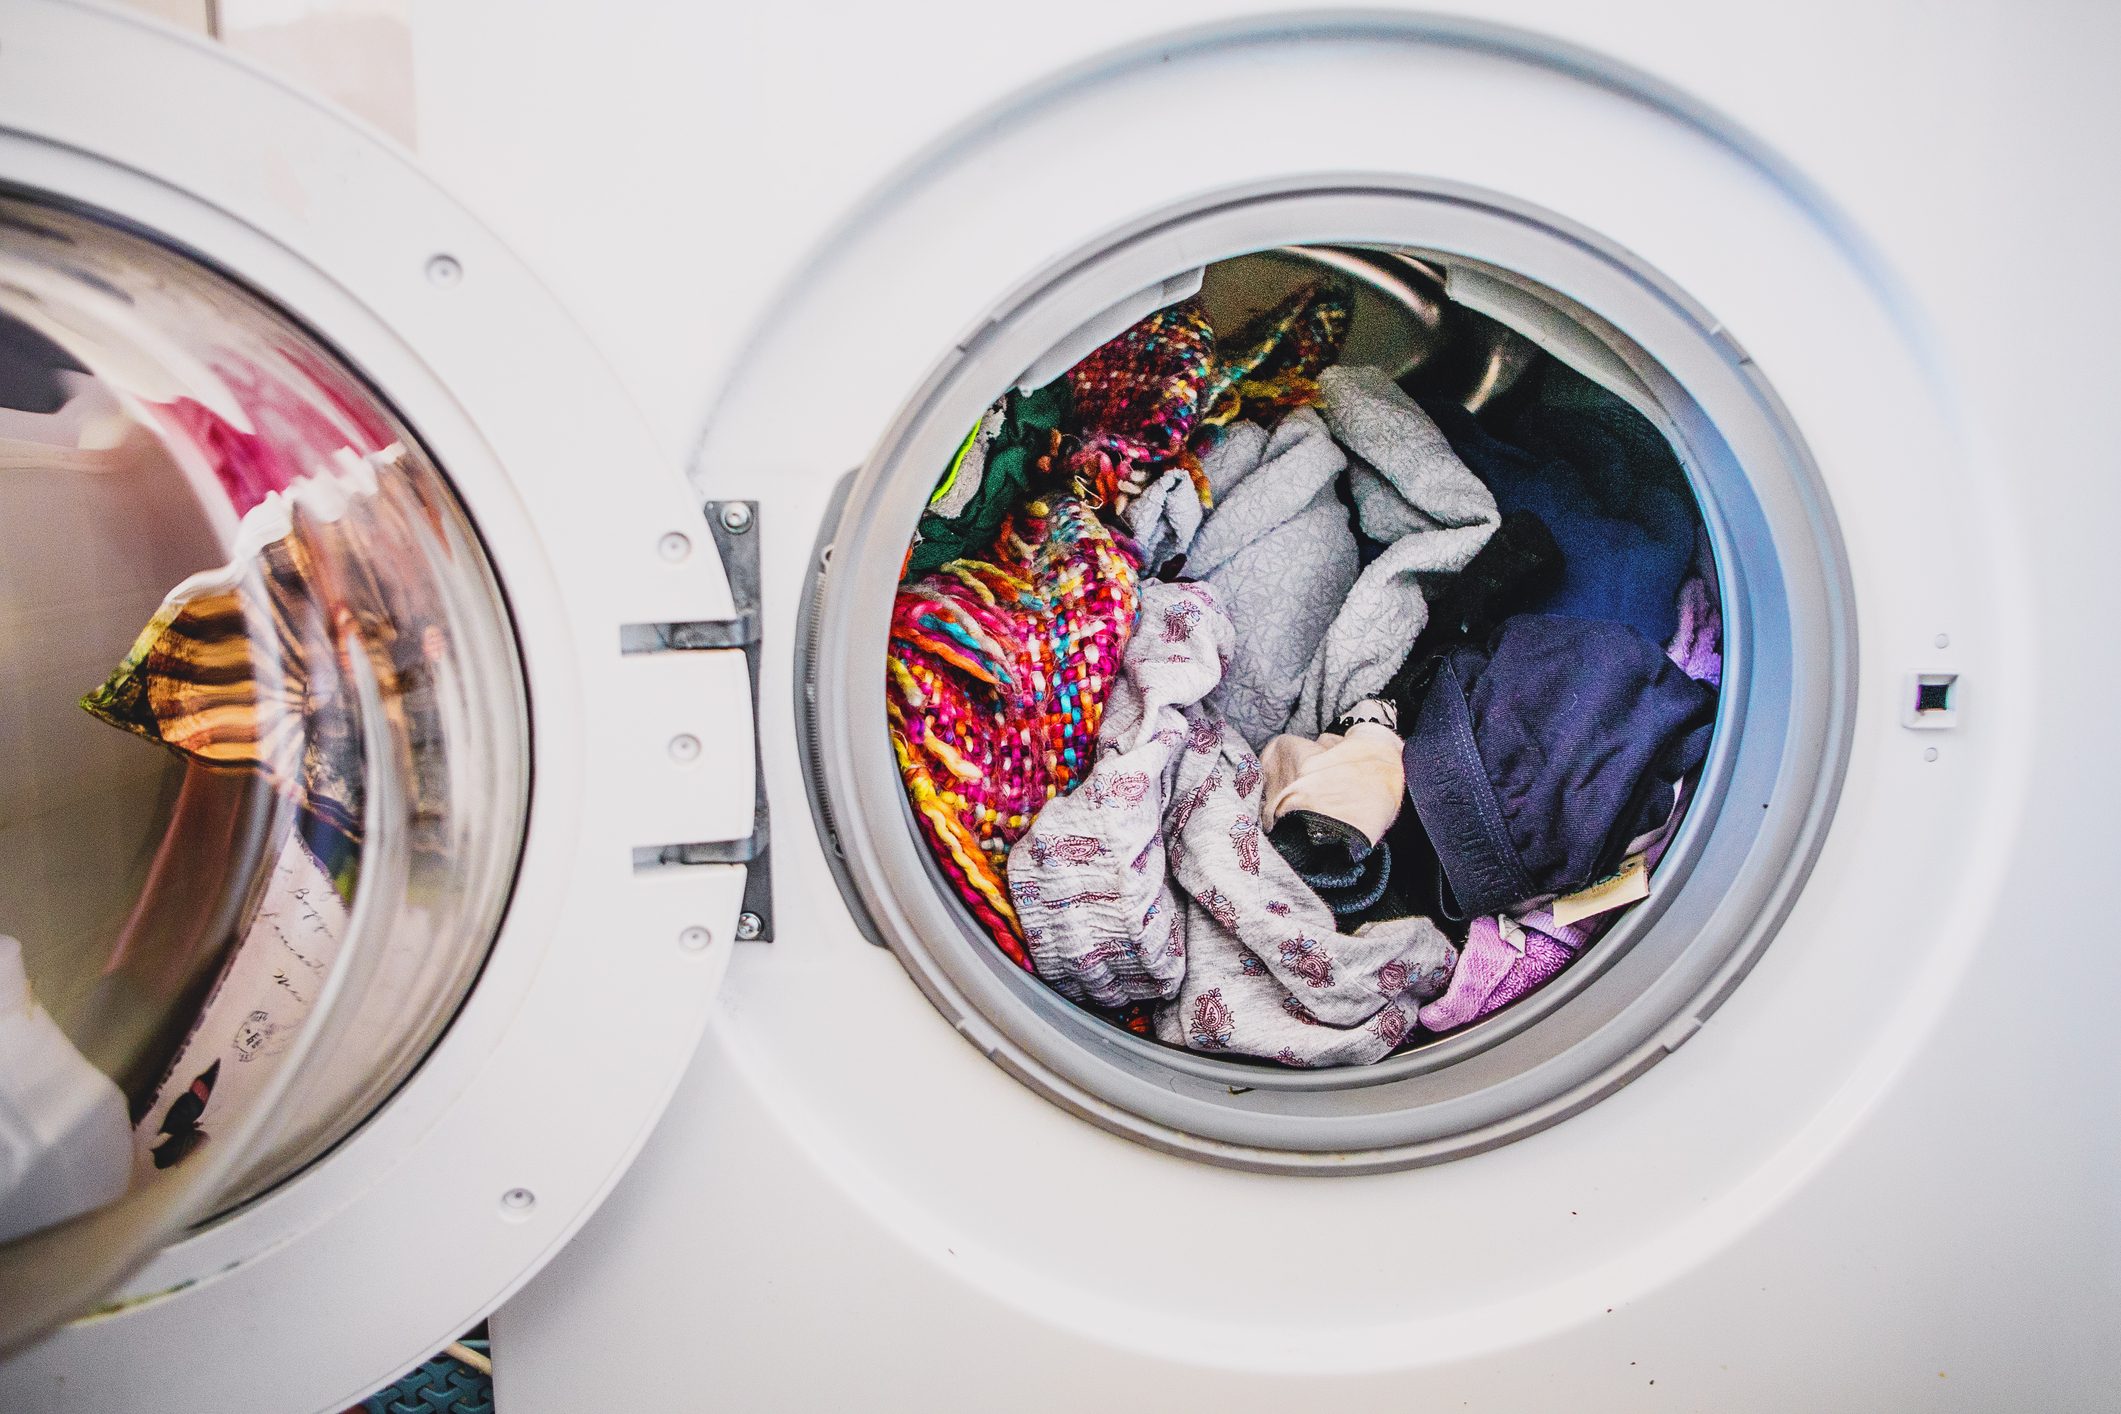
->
1404, 614, 1715, 920
1416, 375, 1694, 648
1495, 359, 1695, 510
1268, 811, 1392, 918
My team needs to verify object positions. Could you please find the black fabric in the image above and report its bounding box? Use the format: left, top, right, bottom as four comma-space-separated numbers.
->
1268, 811, 1392, 918
904, 381, 1071, 580
1493, 359, 1693, 506
1339, 810, 1457, 935
1381, 509, 1562, 724
1402, 614, 1715, 919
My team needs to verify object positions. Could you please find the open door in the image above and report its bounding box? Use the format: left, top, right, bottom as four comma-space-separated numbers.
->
0, 4, 761, 1408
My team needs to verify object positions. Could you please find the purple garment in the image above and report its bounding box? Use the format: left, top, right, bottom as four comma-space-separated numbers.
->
1417, 911, 1588, 1031
1667, 574, 1722, 687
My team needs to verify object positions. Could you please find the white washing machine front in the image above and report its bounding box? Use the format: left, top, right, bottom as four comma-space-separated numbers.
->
388, 5, 2108, 1412
1, 3, 2113, 1411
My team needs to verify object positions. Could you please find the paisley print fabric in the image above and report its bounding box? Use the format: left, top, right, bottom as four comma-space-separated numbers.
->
1006, 581, 1224, 1006
1010, 579, 1458, 1064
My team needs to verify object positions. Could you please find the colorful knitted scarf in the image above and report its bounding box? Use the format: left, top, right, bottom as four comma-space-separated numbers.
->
1201, 279, 1354, 428
1066, 300, 1217, 507
888, 495, 1142, 966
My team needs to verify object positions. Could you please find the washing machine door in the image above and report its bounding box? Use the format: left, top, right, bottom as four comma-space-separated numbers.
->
0, 3, 759, 1406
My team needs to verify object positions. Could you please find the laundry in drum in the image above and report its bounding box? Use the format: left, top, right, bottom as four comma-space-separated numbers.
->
888, 247, 1726, 1068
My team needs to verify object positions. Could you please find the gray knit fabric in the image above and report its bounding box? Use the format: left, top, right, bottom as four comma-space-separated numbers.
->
1010, 579, 1460, 1066
1285, 365, 1501, 738
1187, 408, 1355, 749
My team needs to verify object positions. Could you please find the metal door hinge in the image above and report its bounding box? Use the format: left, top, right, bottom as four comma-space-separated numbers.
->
622, 499, 773, 940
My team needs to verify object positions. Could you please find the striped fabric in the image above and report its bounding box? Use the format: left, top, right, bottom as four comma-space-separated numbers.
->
82, 542, 319, 787
78, 456, 458, 898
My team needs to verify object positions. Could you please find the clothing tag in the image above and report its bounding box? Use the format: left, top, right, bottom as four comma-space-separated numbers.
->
1550, 854, 1650, 928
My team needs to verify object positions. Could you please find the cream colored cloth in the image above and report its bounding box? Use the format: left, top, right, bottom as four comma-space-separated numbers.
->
1258, 718, 1406, 847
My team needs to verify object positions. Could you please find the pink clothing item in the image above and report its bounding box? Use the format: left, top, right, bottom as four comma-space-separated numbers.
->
154, 352, 391, 515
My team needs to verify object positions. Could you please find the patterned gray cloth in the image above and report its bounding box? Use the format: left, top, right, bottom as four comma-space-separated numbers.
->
1286, 365, 1501, 738
1010, 580, 1458, 1066
1156, 912, 1455, 1067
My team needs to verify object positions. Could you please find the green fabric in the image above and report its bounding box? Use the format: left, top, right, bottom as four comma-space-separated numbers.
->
903, 380, 1070, 580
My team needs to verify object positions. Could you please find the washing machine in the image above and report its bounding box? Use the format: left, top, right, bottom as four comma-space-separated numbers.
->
3, 1, 2117, 1410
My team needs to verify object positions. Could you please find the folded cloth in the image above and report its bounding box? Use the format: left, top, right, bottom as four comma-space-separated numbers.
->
1010, 581, 1459, 1064
1186, 409, 1355, 748
1337, 804, 1453, 934
1200, 280, 1354, 429
1415, 370, 1694, 647
1416, 910, 1586, 1032
1495, 358, 1696, 518
1283, 366, 1501, 738
904, 381, 1070, 581
1067, 300, 1217, 505
1378, 509, 1563, 723
890, 495, 1142, 968
1258, 710, 1406, 848
1267, 813, 1393, 918
1121, 462, 1208, 575
1404, 614, 1716, 920
1157, 911, 1456, 1068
